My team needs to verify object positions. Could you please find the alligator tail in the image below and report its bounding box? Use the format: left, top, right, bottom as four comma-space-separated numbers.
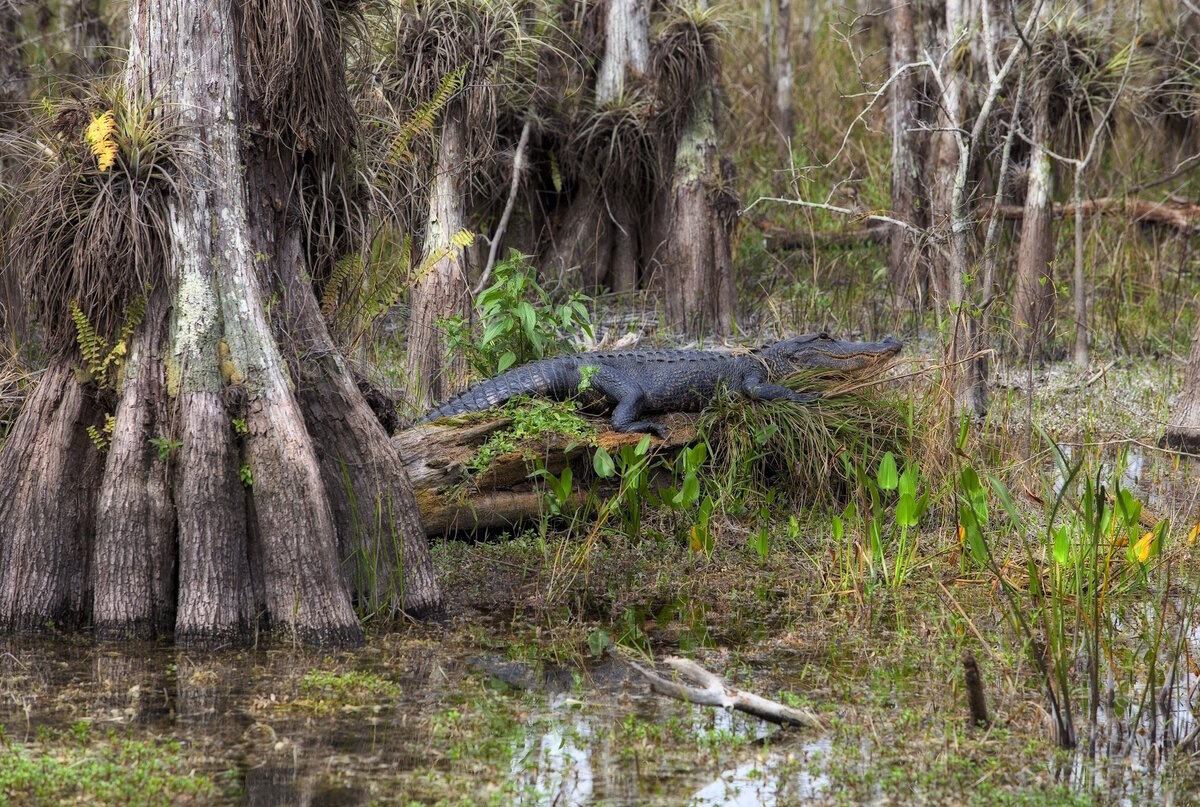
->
420, 359, 566, 422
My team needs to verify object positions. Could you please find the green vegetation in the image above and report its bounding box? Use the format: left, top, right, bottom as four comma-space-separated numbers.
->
441, 250, 594, 380
0, 726, 217, 806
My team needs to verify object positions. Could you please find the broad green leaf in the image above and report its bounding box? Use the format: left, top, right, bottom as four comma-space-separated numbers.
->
832, 515, 844, 541
635, 434, 652, 456
496, 351, 517, 373
895, 492, 919, 527
674, 475, 700, 507
593, 446, 615, 479
898, 463, 918, 497
877, 452, 899, 491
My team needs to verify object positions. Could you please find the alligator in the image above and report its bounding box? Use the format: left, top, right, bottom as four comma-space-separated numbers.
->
419, 333, 903, 438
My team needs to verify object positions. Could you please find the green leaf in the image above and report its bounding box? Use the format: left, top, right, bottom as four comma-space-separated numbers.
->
1116, 488, 1141, 528
898, 463, 918, 497
674, 474, 700, 507
593, 446, 615, 478
587, 629, 611, 656
895, 492, 919, 527
516, 301, 536, 337
1053, 525, 1070, 566
686, 443, 707, 468
831, 515, 844, 541
876, 452, 899, 491
635, 434, 652, 456
987, 474, 1023, 533
496, 351, 517, 373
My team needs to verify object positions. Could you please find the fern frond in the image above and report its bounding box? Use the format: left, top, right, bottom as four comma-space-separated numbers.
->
320, 254, 365, 321
71, 301, 109, 380
390, 66, 465, 165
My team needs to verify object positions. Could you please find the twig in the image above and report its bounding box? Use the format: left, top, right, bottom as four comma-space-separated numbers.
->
475, 118, 532, 296
624, 654, 824, 729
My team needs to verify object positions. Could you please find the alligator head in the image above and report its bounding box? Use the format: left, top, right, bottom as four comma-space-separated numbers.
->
759, 333, 903, 379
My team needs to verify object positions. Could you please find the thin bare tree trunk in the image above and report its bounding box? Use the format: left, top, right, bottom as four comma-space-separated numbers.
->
888, 0, 923, 305
774, 0, 794, 138
929, 0, 967, 305
1013, 78, 1055, 360
407, 101, 472, 412
1072, 168, 1088, 368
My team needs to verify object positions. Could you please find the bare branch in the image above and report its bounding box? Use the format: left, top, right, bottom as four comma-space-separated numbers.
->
475, 117, 532, 296
626, 654, 825, 730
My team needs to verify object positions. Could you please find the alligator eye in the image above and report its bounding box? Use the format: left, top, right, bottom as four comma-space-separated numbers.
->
818, 332, 831, 340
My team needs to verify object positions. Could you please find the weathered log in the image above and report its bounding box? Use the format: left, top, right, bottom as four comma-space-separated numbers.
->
393, 413, 698, 534
991, 197, 1200, 233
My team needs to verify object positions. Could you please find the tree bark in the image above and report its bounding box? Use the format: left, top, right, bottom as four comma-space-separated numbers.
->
0, 364, 104, 631
1012, 77, 1055, 360
92, 290, 176, 639
652, 90, 735, 337
888, 0, 924, 305
406, 101, 473, 412
1164, 317, 1200, 452
595, 0, 649, 102
278, 230, 442, 617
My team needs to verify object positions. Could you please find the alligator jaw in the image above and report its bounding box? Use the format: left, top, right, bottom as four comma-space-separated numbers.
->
769, 334, 904, 377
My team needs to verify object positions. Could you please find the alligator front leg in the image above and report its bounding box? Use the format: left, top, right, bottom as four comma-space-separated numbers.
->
592, 369, 669, 439
743, 379, 821, 405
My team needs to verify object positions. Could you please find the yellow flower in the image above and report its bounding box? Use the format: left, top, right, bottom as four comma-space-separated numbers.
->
1134, 531, 1155, 563
1188, 523, 1200, 545
84, 110, 118, 172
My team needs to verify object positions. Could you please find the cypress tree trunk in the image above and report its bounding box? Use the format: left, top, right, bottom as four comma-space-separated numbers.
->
0, 0, 444, 645
654, 89, 735, 336
549, 0, 648, 295
1013, 78, 1055, 360
1164, 319, 1200, 452
0, 364, 105, 631
407, 101, 472, 411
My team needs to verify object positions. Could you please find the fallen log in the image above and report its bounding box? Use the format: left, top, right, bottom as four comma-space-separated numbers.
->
393, 413, 698, 535
990, 197, 1200, 233
751, 218, 890, 252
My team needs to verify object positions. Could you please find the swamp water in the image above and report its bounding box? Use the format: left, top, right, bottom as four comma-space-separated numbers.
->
4, 446, 1200, 804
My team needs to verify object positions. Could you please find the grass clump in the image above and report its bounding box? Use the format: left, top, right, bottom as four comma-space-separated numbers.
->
300, 668, 402, 699
698, 368, 915, 510
0, 726, 217, 806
